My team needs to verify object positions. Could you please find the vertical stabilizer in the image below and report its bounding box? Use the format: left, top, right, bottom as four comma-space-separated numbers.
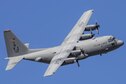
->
4, 30, 28, 57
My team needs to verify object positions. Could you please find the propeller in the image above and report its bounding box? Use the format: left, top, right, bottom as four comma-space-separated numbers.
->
76, 60, 80, 67
73, 48, 88, 67
75, 48, 89, 67
74, 58, 80, 67
95, 22, 100, 34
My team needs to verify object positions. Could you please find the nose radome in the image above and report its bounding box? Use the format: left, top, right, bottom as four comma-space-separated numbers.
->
117, 40, 124, 46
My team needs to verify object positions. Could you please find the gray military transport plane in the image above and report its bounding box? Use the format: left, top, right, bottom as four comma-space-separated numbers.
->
4, 10, 124, 77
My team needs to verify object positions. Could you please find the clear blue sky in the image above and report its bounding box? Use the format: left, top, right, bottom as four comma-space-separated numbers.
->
0, 0, 126, 84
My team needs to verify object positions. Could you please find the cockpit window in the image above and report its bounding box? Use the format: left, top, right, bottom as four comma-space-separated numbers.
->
108, 37, 115, 42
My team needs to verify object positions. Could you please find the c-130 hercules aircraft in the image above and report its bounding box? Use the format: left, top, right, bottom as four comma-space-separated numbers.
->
4, 10, 124, 77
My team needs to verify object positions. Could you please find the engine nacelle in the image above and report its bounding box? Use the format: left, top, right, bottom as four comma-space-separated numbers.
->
64, 57, 76, 64
85, 24, 99, 31
70, 50, 81, 57
80, 34, 94, 40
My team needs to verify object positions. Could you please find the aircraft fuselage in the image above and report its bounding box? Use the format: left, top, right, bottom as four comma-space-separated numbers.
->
24, 35, 124, 65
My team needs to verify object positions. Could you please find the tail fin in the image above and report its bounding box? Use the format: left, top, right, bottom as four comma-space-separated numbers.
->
4, 30, 28, 70
4, 30, 28, 57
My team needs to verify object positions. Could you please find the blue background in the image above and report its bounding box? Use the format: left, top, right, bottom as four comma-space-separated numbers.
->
0, 0, 125, 84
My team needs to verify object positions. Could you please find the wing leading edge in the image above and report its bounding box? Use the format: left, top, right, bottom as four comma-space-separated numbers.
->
44, 9, 94, 77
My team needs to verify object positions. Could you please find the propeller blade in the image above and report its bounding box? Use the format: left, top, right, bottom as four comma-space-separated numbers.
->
95, 22, 100, 34
76, 60, 80, 67
96, 28, 99, 34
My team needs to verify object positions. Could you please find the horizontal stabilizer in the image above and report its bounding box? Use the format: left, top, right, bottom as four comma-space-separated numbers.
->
6, 56, 23, 71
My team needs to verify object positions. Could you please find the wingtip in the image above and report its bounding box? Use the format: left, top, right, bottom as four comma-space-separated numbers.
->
44, 74, 51, 77
4, 29, 11, 32
88, 9, 94, 12
44, 73, 53, 77
84, 9, 94, 14
44, 71, 55, 77
5, 66, 12, 71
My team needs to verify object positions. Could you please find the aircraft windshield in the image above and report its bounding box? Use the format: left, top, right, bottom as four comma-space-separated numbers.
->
108, 37, 115, 42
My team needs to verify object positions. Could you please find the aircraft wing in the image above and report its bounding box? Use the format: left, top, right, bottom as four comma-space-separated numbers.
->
44, 10, 94, 77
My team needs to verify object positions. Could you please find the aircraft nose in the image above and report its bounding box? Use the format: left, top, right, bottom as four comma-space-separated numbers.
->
117, 40, 124, 46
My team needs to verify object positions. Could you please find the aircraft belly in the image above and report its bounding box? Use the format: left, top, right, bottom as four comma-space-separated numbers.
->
24, 49, 56, 64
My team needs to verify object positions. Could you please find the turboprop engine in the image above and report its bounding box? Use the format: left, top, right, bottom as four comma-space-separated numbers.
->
85, 23, 100, 34
80, 34, 95, 40
64, 57, 76, 64
70, 50, 81, 56
64, 49, 88, 66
